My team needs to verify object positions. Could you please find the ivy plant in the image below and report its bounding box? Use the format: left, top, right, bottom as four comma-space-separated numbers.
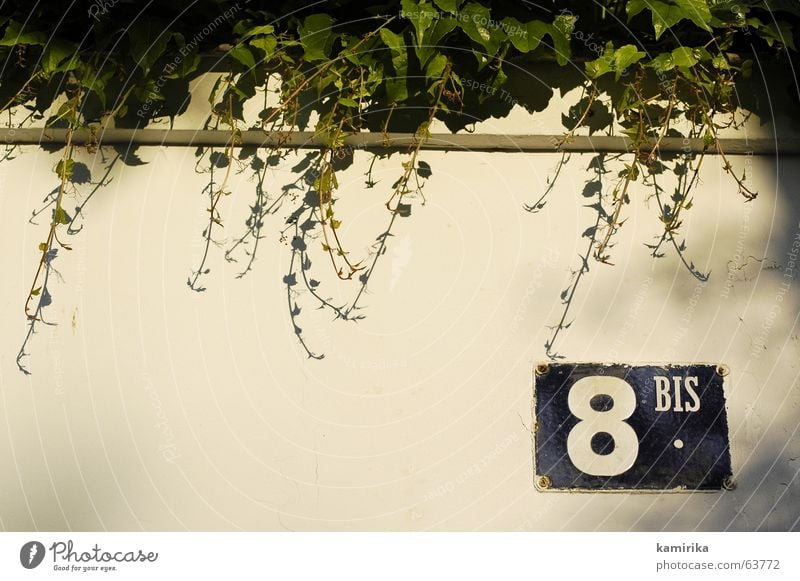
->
0, 0, 797, 370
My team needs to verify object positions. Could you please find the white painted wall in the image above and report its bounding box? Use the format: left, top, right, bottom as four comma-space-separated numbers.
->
0, 73, 798, 531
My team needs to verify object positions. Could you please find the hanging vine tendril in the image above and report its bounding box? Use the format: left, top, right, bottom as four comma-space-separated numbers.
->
0, 1, 795, 369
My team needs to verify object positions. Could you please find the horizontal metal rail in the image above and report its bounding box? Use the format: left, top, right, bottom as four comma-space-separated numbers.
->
0, 128, 793, 155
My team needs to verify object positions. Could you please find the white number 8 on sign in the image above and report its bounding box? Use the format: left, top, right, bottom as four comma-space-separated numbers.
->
566, 376, 639, 476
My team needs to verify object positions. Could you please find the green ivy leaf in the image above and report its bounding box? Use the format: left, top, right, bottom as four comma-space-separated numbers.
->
627, 0, 712, 40
711, 54, 730, 70
671, 46, 698, 68
740, 58, 753, 79
483, 65, 508, 103
615, 85, 638, 115
759, 20, 797, 50
164, 33, 201, 79
402, 0, 436, 48
0, 20, 47, 45
550, 13, 576, 65
299, 14, 336, 62
585, 43, 615, 79
502, 17, 549, 53
55, 159, 74, 180
401, 0, 441, 66
649, 52, 675, 72
54, 207, 70, 225
164, 52, 200, 79
385, 78, 409, 104
249, 35, 278, 58
417, 17, 458, 67
379, 28, 409, 102
379, 28, 406, 66
133, 78, 166, 104
79, 63, 109, 103
41, 39, 78, 75
425, 53, 449, 81
365, 65, 384, 93
585, 59, 612, 79
614, 44, 645, 80
429, 17, 459, 45
342, 33, 379, 67
128, 21, 170, 74
433, 0, 459, 12
458, 2, 504, 60
241, 24, 275, 38
229, 44, 256, 74
627, 0, 651, 19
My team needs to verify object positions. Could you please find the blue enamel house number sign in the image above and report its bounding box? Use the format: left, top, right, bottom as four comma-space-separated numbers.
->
533, 363, 733, 491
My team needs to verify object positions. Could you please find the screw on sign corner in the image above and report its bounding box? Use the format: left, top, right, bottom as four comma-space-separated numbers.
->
536, 475, 551, 490
716, 364, 730, 377
535, 363, 550, 376
722, 476, 736, 491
